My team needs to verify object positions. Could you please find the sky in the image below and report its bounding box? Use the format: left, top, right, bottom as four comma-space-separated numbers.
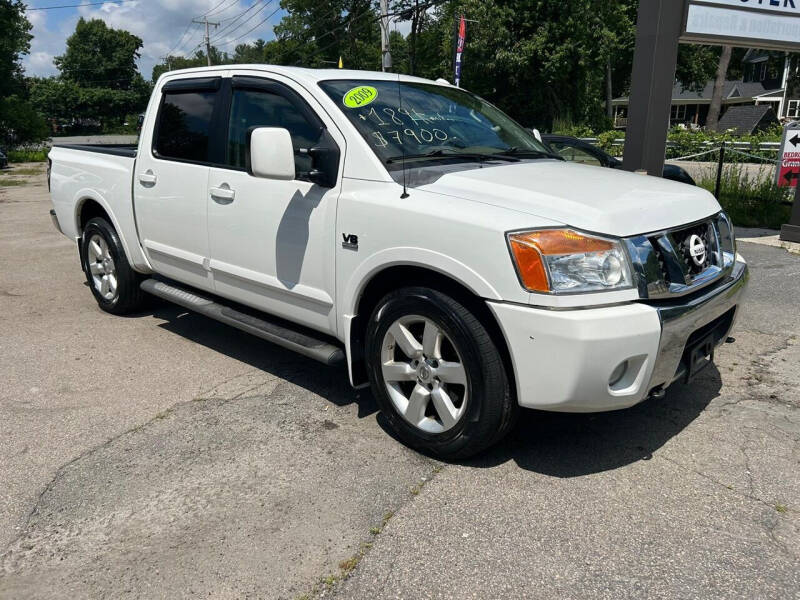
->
23, 0, 290, 81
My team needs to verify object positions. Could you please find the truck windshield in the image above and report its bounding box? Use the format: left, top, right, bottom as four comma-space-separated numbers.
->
318, 79, 555, 169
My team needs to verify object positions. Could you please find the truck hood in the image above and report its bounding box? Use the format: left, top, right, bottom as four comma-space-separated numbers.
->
418, 160, 721, 237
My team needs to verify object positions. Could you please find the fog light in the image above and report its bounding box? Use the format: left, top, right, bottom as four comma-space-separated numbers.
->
609, 361, 628, 387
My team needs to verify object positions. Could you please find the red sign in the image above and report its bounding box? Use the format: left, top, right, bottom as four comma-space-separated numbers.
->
778, 127, 800, 189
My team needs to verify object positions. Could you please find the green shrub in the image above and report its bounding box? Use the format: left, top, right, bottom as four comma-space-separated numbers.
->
8, 149, 49, 162
696, 163, 792, 229
550, 117, 596, 138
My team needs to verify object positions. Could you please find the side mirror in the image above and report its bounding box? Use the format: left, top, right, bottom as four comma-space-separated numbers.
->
531, 128, 543, 143
248, 127, 295, 180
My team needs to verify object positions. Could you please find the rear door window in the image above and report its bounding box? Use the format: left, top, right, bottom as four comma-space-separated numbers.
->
154, 90, 218, 163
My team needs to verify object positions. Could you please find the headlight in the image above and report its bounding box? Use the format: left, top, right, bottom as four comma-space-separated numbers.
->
507, 228, 633, 294
715, 212, 736, 268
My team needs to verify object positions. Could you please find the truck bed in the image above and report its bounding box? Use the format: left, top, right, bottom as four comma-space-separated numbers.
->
48, 143, 149, 271
52, 143, 137, 158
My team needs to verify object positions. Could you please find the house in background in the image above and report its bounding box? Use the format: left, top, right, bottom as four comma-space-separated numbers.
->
715, 105, 778, 136
612, 49, 799, 129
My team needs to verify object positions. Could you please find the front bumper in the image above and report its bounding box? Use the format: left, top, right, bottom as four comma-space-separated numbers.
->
488, 257, 749, 412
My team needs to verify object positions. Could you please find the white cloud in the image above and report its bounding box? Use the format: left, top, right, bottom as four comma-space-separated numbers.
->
23, 0, 283, 80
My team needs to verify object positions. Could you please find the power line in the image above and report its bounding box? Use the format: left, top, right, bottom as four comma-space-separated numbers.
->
214, 4, 281, 48
209, 0, 269, 43
165, 22, 201, 58
27, 0, 137, 10
196, 0, 238, 19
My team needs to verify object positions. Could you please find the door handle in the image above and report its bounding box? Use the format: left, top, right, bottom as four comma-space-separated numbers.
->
138, 171, 157, 185
210, 185, 235, 202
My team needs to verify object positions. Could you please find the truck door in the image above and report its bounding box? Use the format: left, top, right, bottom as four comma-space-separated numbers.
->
206, 75, 342, 335
135, 76, 223, 292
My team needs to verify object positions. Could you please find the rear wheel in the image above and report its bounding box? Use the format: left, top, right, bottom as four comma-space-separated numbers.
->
366, 287, 517, 459
80, 217, 147, 315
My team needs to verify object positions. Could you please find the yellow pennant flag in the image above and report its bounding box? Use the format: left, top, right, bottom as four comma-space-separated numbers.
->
338, 56, 343, 69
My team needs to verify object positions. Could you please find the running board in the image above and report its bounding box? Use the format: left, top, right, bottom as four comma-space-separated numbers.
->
140, 278, 345, 366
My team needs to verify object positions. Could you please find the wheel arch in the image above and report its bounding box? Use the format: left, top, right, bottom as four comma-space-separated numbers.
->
345, 264, 516, 397
73, 192, 149, 272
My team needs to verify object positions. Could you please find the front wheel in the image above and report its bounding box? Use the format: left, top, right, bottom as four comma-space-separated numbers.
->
365, 287, 517, 460
80, 217, 147, 315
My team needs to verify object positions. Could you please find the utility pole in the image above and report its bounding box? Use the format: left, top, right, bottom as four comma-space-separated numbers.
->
380, 0, 391, 72
192, 16, 219, 66
160, 55, 172, 72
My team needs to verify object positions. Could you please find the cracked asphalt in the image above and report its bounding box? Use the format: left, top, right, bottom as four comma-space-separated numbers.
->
1, 166, 798, 599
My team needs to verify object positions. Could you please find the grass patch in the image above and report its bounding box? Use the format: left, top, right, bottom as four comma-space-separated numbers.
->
8, 149, 48, 163
697, 164, 793, 229
775, 503, 788, 514
0, 178, 26, 187
8, 167, 43, 176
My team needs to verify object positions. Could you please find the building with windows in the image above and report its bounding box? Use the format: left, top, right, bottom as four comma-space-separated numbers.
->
612, 50, 799, 129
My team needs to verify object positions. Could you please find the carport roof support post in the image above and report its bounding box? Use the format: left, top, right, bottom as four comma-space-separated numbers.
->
623, 0, 684, 177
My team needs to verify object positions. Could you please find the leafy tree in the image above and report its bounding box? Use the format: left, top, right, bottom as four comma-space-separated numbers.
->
0, 0, 32, 98
55, 18, 142, 90
273, 0, 380, 69
0, 95, 49, 145
151, 51, 225, 83
415, 0, 638, 130
27, 77, 82, 122
0, 1, 47, 147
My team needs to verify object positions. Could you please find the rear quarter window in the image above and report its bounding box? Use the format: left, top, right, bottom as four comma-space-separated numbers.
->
154, 90, 217, 162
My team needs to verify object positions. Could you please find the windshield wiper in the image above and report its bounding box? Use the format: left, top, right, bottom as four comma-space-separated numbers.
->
497, 147, 564, 160
385, 149, 519, 165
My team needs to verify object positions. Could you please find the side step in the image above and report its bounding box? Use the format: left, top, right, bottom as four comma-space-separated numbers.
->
140, 278, 345, 366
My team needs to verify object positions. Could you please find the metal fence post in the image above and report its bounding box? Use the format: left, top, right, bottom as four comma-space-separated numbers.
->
715, 142, 725, 200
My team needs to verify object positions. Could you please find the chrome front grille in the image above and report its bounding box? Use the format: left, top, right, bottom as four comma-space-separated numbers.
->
625, 213, 735, 300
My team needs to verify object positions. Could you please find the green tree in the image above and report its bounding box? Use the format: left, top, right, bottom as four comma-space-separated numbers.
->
152, 51, 216, 83
0, 0, 32, 98
0, 0, 32, 99
0, 1, 48, 147
27, 77, 81, 121
273, 0, 380, 69
55, 18, 142, 90
0, 95, 49, 145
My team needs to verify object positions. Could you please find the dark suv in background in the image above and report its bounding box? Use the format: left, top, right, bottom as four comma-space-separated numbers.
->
542, 134, 696, 186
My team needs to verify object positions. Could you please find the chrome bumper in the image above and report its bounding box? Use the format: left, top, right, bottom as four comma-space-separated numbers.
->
49, 209, 62, 234
647, 259, 749, 390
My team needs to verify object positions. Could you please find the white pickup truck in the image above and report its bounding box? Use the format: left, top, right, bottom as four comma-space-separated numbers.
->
49, 65, 748, 458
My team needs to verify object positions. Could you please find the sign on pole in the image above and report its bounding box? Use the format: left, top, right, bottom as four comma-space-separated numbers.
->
682, 0, 800, 51
780, 121, 800, 242
777, 123, 800, 190
454, 16, 466, 87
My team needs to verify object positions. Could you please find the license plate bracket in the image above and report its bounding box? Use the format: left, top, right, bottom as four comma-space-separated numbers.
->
685, 332, 715, 382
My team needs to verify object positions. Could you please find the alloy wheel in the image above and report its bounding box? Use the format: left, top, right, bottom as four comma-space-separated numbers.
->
86, 234, 118, 301
380, 315, 469, 434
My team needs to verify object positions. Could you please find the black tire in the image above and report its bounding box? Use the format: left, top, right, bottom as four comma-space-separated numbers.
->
366, 286, 517, 460
80, 217, 147, 315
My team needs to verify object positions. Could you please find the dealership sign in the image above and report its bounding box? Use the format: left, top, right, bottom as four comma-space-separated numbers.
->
777, 123, 800, 189
682, 0, 800, 50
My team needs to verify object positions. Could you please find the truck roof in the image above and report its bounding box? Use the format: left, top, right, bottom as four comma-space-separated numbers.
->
156, 64, 447, 88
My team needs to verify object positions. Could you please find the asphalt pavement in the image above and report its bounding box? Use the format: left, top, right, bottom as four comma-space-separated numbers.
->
1, 165, 798, 599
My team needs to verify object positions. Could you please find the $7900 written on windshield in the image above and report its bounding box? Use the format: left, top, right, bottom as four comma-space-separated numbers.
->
319, 80, 540, 163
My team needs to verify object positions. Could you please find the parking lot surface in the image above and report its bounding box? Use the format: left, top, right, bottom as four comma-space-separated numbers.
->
1, 166, 798, 599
